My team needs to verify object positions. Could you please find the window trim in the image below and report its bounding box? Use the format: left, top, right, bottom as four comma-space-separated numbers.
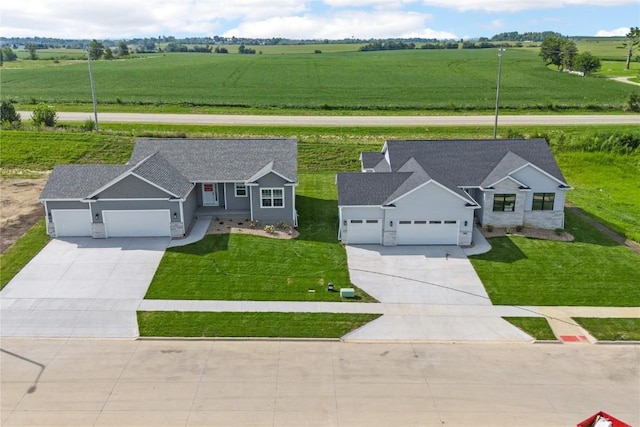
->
532, 192, 555, 211
260, 187, 285, 209
493, 194, 516, 212
234, 183, 247, 198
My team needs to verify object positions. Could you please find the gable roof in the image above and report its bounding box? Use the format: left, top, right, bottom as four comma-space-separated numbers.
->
40, 165, 129, 200
338, 138, 568, 208
128, 152, 193, 198
130, 138, 297, 183
384, 139, 567, 186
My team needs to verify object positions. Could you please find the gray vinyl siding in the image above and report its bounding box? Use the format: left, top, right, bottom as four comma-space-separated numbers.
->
182, 188, 198, 229
96, 175, 171, 199
92, 200, 178, 223
251, 173, 295, 224
46, 201, 89, 211
224, 183, 251, 210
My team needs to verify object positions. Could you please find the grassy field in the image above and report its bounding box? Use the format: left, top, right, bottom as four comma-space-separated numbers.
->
137, 312, 380, 338
469, 209, 640, 307
557, 152, 640, 241
0, 219, 49, 289
2, 48, 634, 112
574, 318, 640, 341
503, 317, 557, 340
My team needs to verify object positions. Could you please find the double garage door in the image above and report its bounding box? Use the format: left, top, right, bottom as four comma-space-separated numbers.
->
51, 209, 171, 238
345, 218, 459, 245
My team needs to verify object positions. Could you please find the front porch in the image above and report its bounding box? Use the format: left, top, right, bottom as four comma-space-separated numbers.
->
195, 206, 251, 219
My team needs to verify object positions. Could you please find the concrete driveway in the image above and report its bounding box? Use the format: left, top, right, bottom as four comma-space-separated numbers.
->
343, 245, 532, 342
0, 237, 168, 338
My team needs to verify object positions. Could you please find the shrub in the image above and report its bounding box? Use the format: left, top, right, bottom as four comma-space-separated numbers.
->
31, 104, 58, 127
0, 101, 21, 129
516, 225, 523, 232
625, 92, 640, 112
486, 225, 494, 232
249, 220, 259, 229
554, 228, 564, 236
277, 221, 289, 230
264, 224, 276, 234
81, 119, 96, 132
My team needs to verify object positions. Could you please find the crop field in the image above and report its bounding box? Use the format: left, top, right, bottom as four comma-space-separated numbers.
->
1, 48, 634, 111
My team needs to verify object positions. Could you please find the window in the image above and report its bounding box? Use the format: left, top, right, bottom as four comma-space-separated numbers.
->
444, 220, 457, 224
365, 220, 379, 224
261, 188, 284, 208
493, 194, 516, 212
532, 192, 555, 211
414, 220, 427, 224
429, 220, 441, 224
234, 183, 247, 197
399, 220, 412, 224
350, 220, 363, 224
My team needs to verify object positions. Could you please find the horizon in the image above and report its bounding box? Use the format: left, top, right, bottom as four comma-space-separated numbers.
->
2, 1, 637, 41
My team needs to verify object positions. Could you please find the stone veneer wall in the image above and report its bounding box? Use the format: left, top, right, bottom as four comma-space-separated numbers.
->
170, 222, 185, 238
524, 211, 564, 229
91, 223, 106, 238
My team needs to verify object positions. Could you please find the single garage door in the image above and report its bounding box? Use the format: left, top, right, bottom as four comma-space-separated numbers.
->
345, 219, 382, 244
396, 220, 459, 245
103, 210, 171, 237
51, 209, 92, 237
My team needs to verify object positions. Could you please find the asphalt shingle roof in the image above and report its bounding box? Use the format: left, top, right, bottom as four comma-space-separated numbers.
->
40, 165, 129, 200
131, 153, 193, 198
130, 138, 297, 183
342, 138, 567, 208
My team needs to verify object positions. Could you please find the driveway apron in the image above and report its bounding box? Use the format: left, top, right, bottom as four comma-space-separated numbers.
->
1, 237, 168, 338
343, 245, 532, 342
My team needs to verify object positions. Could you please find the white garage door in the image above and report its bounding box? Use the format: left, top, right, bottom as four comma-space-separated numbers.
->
396, 220, 459, 245
51, 209, 93, 237
103, 210, 171, 237
345, 219, 382, 244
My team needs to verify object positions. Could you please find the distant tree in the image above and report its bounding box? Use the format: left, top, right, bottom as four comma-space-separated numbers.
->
0, 46, 18, 65
623, 27, 640, 70
25, 43, 38, 60
214, 46, 228, 54
238, 44, 256, 54
31, 103, 57, 127
574, 52, 601, 75
166, 42, 188, 52
103, 46, 114, 60
117, 41, 129, 57
540, 35, 576, 70
88, 39, 104, 60
0, 101, 21, 128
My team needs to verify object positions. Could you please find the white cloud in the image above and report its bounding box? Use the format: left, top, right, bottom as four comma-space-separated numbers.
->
421, 0, 638, 13
596, 27, 631, 37
224, 11, 456, 39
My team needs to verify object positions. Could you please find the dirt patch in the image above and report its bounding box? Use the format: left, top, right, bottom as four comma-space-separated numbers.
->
206, 217, 299, 240
480, 226, 574, 242
0, 177, 48, 253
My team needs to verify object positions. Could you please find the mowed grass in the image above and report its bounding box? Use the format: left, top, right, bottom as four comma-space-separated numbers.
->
556, 152, 640, 242
137, 312, 380, 338
2, 49, 633, 111
0, 219, 49, 289
573, 318, 640, 341
144, 173, 375, 302
503, 317, 557, 340
470, 209, 640, 307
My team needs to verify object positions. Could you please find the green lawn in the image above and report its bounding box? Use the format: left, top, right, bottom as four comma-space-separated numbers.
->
145, 173, 375, 302
0, 219, 50, 289
2, 49, 633, 112
503, 317, 557, 340
470, 209, 640, 307
137, 312, 380, 338
574, 318, 640, 341
556, 152, 640, 242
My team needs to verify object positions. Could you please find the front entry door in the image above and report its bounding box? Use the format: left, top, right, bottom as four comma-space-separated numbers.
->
202, 183, 219, 206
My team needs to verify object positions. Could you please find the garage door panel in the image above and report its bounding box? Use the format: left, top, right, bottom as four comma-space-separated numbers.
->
104, 210, 171, 237
397, 220, 458, 245
346, 219, 382, 245
51, 209, 92, 237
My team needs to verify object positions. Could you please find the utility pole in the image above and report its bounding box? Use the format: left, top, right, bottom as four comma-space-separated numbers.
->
87, 49, 99, 132
493, 46, 505, 139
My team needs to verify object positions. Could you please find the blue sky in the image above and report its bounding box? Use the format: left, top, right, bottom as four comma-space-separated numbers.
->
2, 0, 638, 40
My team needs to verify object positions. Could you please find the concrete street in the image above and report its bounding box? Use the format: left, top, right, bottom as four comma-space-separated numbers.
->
18, 112, 640, 126
1, 338, 638, 427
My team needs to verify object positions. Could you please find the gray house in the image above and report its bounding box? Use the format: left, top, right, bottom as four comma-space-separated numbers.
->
337, 139, 570, 246
40, 138, 298, 239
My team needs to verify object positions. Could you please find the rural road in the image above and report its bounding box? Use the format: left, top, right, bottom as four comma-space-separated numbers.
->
20, 112, 639, 126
